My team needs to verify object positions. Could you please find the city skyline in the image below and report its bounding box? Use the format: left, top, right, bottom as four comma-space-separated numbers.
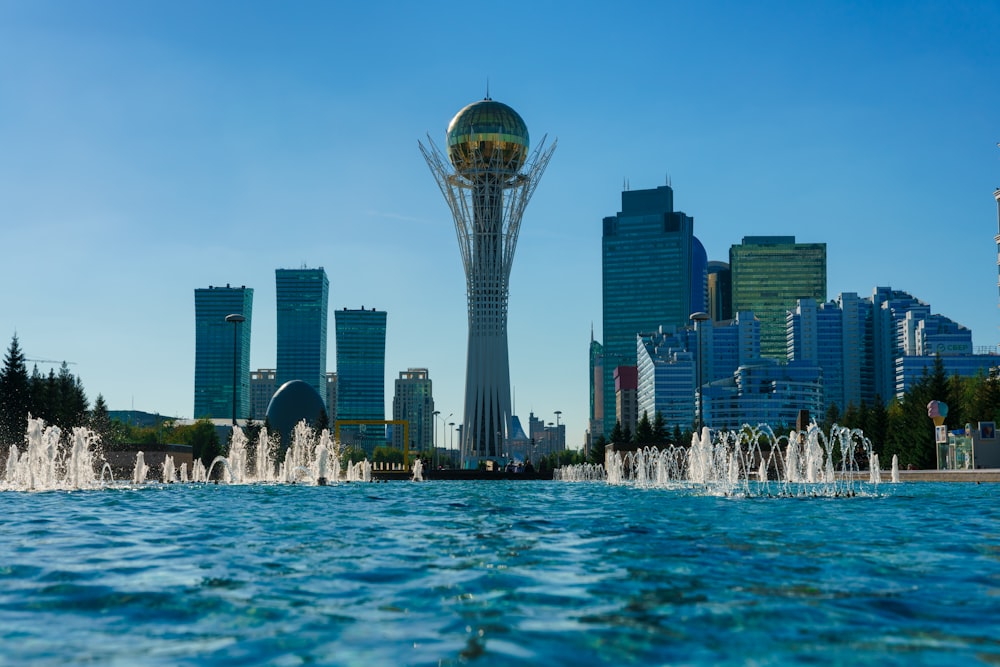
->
2, 2, 999, 449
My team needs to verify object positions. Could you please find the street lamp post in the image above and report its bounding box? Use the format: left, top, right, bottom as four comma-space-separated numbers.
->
554, 410, 562, 452
689, 312, 710, 433
225, 314, 245, 426
449, 422, 456, 467
432, 410, 440, 469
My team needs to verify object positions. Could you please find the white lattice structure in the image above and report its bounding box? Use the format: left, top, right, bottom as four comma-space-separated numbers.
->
420, 98, 555, 465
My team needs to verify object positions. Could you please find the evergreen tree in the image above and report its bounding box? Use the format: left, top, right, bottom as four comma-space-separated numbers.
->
54, 362, 88, 432
866, 395, 889, 457
608, 420, 624, 445
89, 394, 113, 446
633, 411, 654, 446
0, 334, 31, 445
652, 411, 669, 446
822, 402, 841, 431
588, 435, 607, 465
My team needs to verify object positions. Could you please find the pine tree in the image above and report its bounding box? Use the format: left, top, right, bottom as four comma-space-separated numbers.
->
634, 411, 654, 446
0, 335, 31, 445
608, 420, 624, 445
652, 411, 669, 446
89, 394, 113, 445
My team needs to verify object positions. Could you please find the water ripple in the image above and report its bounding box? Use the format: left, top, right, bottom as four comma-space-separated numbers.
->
1, 481, 999, 665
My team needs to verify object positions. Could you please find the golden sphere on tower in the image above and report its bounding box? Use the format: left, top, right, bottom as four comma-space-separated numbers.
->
446, 99, 529, 177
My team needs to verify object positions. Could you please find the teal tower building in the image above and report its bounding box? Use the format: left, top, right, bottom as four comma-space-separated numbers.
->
194, 284, 253, 420
334, 307, 387, 452
601, 184, 695, 437
275, 267, 329, 397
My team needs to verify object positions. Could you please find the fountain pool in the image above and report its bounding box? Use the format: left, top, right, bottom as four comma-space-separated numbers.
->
1, 418, 998, 664
0, 480, 998, 665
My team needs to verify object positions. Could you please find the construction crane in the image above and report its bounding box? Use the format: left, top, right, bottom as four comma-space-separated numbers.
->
25, 359, 77, 366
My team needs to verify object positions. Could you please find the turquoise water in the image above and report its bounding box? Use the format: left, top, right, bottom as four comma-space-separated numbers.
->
1, 481, 998, 666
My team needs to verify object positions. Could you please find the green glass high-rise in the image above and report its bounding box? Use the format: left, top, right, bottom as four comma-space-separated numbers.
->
601, 185, 694, 437
334, 307, 387, 452
194, 284, 253, 419
730, 236, 827, 360
276, 268, 329, 397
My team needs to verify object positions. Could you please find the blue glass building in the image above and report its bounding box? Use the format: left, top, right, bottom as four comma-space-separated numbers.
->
601, 184, 698, 437
275, 268, 329, 398
193, 285, 253, 419
334, 307, 387, 452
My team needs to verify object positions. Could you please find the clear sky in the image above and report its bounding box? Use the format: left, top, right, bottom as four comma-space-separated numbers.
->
2, 1, 999, 449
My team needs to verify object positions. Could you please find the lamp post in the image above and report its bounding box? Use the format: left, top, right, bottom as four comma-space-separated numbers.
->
225, 313, 245, 426
449, 422, 456, 467
432, 410, 440, 469
689, 311, 710, 433
554, 410, 562, 452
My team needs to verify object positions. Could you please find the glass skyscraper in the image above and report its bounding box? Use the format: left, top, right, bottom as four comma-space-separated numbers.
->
275, 268, 329, 397
601, 184, 696, 437
334, 307, 387, 451
730, 236, 826, 361
193, 284, 253, 420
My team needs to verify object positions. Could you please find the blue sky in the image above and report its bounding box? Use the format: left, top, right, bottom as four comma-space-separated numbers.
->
1, 1, 998, 448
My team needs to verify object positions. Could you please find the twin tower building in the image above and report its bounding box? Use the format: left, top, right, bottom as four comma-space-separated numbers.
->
193, 269, 386, 448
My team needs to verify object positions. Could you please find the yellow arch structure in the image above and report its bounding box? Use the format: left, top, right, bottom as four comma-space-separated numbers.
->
334, 419, 412, 469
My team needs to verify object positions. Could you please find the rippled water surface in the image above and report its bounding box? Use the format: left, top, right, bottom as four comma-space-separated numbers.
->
1, 481, 999, 666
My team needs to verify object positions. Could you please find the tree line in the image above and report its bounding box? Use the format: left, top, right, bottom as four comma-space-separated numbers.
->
5, 333, 1000, 470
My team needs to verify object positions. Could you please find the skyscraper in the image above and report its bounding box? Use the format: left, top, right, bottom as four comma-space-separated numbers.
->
334, 307, 387, 452
420, 97, 555, 465
275, 267, 329, 397
391, 368, 434, 453
588, 331, 604, 455
193, 284, 253, 419
601, 184, 696, 437
707, 261, 732, 322
730, 236, 826, 361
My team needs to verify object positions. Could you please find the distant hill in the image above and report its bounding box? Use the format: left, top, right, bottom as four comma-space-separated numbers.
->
108, 410, 178, 428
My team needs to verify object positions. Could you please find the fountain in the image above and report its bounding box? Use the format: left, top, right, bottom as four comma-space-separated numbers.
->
162, 454, 176, 483
2, 417, 102, 491
411, 457, 424, 481
562, 422, 887, 497
132, 451, 148, 484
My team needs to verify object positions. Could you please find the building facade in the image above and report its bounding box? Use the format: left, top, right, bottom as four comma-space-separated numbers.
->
730, 236, 826, 361
326, 372, 337, 427
636, 328, 695, 432
707, 261, 733, 322
702, 359, 823, 430
391, 368, 434, 453
334, 307, 387, 452
275, 267, 329, 397
614, 365, 639, 435
601, 184, 697, 438
193, 284, 253, 420
250, 368, 276, 421
588, 331, 604, 455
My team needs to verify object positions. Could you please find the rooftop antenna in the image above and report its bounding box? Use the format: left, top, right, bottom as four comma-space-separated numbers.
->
485, 78, 491, 100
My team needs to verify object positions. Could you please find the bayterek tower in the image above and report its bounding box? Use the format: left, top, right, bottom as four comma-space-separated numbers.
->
420, 98, 555, 467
